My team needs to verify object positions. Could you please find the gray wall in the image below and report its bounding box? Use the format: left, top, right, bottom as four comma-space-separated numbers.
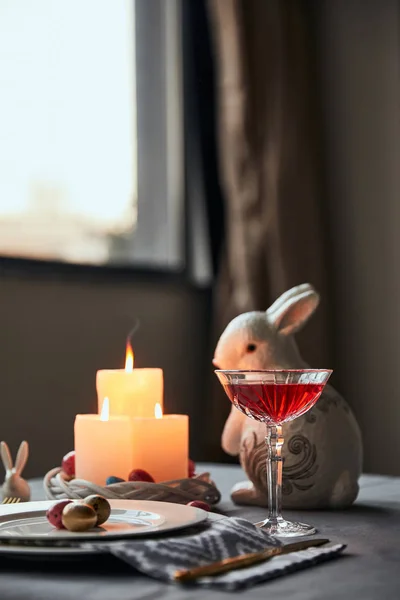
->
318, 0, 400, 474
0, 269, 211, 477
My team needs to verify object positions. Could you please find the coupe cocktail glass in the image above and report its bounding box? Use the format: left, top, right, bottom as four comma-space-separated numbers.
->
215, 369, 332, 537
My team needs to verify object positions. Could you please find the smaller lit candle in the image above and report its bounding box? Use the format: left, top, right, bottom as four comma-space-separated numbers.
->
97, 342, 163, 419
131, 403, 188, 482
75, 398, 132, 485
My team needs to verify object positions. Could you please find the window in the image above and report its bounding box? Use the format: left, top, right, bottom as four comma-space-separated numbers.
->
0, 0, 183, 268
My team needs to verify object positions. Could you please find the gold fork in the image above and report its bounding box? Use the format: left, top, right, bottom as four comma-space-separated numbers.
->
1, 497, 21, 505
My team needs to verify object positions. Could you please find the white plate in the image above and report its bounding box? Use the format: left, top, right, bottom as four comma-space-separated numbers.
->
0, 500, 208, 556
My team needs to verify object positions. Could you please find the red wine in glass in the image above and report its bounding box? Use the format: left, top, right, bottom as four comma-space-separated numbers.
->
215, 369, 332, 538
224, 382, 324, 424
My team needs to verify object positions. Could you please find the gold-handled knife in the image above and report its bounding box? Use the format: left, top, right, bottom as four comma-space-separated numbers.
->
174, 538, 330, 582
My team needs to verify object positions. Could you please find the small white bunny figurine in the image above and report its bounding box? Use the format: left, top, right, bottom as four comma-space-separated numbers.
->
213, 284, 363, 509
1, 441, 31, 502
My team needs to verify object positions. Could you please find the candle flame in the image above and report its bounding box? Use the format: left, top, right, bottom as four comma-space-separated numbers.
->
100, 397, 110, 421
125, 341, 134, 372
155, 403, 163, 419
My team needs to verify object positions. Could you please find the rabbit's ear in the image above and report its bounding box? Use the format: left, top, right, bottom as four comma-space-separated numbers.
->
267, 285, 319, 335
0, 442, 13, 471
267, 284, 315, 320
15, 441, 29, 475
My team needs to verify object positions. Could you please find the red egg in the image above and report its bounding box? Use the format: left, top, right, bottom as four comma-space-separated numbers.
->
188, 459, 196, 478
187, 500, 211, 512
46, 500, 73, 529
128, 469, 155, 483
61, 451, 76, 477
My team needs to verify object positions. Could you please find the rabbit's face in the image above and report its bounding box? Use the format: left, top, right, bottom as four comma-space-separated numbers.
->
213, 311, 300, 371
213, 285, 319, 373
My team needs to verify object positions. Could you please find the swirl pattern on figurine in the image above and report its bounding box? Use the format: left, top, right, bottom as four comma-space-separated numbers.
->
282, 435, 318, 495
240, 432, 319, 496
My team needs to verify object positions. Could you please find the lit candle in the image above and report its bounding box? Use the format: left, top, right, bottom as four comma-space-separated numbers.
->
96, 342, 163, 418
75, 398, 133, 485
131, 403, 188, 482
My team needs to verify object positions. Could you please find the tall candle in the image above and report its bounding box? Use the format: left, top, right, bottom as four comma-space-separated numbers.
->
131, 404, 188, 482
75, 398, 132, 485
96, 343, 163, 418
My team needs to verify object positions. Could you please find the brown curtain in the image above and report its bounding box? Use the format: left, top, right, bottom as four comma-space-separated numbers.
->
206, 0, 331, 459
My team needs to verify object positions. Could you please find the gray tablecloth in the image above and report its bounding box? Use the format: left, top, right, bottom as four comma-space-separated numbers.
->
1, 464, 399, 600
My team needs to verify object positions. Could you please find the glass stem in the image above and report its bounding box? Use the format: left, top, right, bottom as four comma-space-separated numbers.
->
266, 424, 284, 523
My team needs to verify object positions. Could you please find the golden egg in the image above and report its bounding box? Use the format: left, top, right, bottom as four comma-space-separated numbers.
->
61, 502, 97, 532
83, 495, 111, 526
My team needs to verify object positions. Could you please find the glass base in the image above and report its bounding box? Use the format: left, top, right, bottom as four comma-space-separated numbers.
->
255, 517, 316, 538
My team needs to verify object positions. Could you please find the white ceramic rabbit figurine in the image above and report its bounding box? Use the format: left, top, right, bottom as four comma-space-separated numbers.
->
213, 284, 363, 509
1, 441, 31, 502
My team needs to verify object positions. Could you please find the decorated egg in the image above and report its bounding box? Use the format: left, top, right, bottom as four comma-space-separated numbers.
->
61, 502, 97, 532
188, 459, 196, 478
61, 451, 76, 478
187, 500, 211, 512
128, 469, 155, 483
46, 500, 73, 529
106, 475, 125, 485
83, 495, 111, 526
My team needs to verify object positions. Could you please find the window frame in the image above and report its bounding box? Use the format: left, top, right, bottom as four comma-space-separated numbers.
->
0, 0, 185, 277
132, 0, 184, 270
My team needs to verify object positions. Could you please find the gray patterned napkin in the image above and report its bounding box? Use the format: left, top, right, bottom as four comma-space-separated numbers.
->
86, 517, 346, 591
